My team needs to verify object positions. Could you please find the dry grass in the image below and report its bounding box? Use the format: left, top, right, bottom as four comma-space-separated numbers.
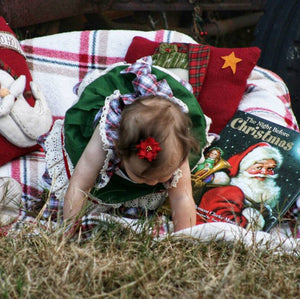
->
0, 221, 299, 298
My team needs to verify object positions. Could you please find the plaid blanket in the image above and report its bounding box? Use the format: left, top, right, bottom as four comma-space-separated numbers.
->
0, 29, 299, 252
22, 29, 197, 120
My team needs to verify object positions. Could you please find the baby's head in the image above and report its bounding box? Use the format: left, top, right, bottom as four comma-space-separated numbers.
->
115, 95, 199, 185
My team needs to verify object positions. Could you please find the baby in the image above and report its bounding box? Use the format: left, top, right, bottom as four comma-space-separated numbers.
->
43, 57, 208, 232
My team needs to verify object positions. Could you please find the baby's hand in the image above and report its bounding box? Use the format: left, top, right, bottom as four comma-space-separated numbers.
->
63, 219, 81, 239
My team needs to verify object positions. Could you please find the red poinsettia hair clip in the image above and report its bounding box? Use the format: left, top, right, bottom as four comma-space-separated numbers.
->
136, 137, 161, 162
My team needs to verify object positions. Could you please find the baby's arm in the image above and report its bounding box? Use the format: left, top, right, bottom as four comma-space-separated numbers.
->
63, 124, 105, 221
168, 159, 196, 232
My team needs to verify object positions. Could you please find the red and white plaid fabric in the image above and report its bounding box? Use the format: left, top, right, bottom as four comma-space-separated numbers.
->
22, 29, 196, 121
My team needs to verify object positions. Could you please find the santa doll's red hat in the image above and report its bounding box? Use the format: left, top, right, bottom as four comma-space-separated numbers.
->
227, 142, 283, 177
0, 17, 35, 106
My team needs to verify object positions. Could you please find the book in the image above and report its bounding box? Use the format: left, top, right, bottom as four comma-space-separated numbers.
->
192, 110, 300, 232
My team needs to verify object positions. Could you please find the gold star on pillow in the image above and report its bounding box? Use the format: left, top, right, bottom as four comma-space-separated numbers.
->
221, 51, 242, 74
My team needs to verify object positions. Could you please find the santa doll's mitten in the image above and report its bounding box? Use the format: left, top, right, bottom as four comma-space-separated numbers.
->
0, 177, 22, 226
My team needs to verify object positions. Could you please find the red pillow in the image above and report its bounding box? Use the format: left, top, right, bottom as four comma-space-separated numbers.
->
125, 36, 261, 133
125, 36, 160, 63
0, 17, 41, 166
199, 45, 260, 133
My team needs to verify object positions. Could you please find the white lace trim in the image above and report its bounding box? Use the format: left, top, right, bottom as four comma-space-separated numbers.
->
163, 168, 183, 189
44, 119, 74, 199
96, 90, 121, 188
169, 96, 189, 114
89, 191, 168, 213
123, 192, 167, 210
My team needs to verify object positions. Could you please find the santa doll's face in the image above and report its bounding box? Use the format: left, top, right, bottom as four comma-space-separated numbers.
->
246, 159, 276, 181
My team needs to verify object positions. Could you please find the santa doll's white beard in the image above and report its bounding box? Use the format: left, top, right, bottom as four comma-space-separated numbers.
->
230, 171, 281, 208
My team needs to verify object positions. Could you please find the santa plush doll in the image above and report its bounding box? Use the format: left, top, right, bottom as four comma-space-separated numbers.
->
0, 17, 52, 166
0, 17, 52, 229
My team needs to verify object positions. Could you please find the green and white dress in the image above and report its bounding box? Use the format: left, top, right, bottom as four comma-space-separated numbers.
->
44, 57, 209, 214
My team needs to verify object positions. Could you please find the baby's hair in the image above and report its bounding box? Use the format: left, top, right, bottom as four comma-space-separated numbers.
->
115, 95, 199, 176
